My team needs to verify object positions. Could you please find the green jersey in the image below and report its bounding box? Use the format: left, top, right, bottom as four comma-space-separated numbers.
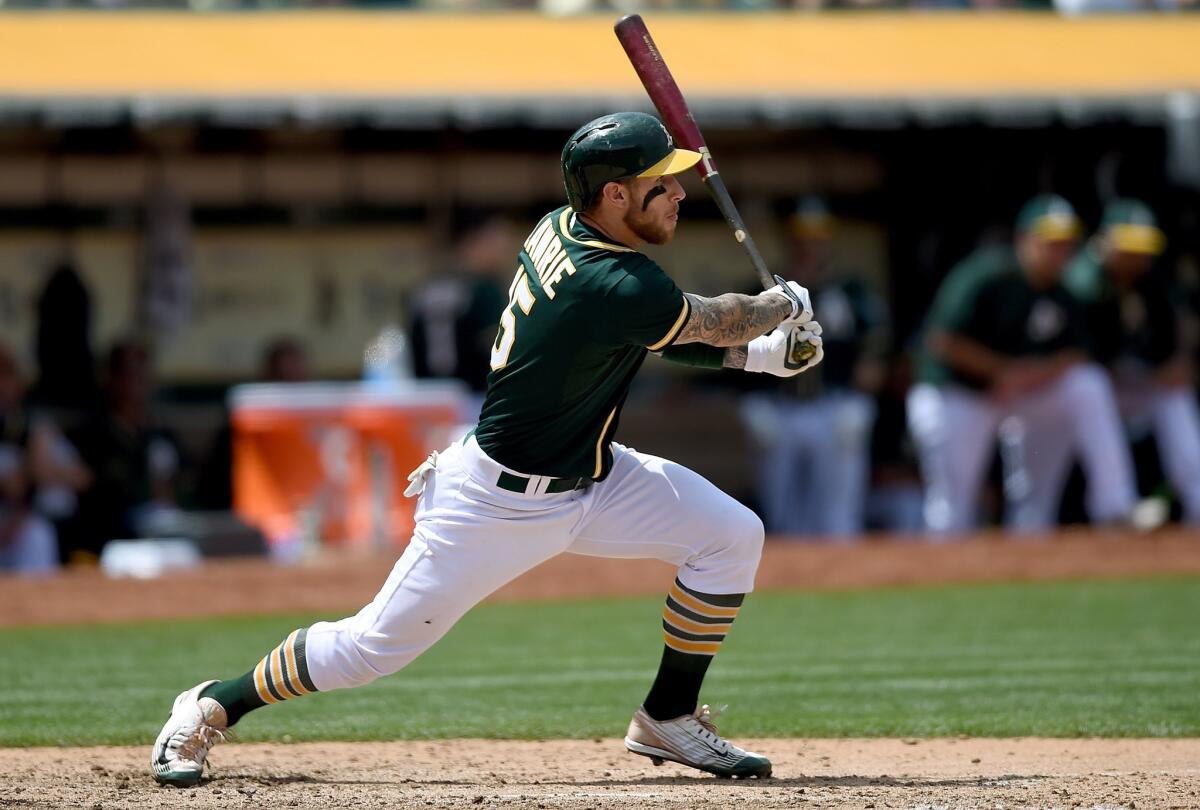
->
917, 246, 1086, 390
475, 206, 690, 480
1063, 247, 1178, 369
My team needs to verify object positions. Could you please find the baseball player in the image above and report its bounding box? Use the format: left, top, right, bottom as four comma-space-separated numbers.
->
907, 194, 1138, 534
151, 112, 823, 785
1064, 199, 1200, 525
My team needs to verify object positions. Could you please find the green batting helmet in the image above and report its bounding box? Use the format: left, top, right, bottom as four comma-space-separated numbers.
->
1101, 199, 1165, 255
1016, 194, 1082, 241
561, 112, 701, 212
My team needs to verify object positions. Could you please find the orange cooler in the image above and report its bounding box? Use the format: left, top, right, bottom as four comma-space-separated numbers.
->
231, 381, 466, 552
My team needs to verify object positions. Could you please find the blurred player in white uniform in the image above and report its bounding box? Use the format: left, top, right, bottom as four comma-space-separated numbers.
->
908, 195, 1137, 534
1065, 199, 1200, 525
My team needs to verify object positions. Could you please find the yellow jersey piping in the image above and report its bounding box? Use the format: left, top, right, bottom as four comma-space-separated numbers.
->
558, 208, 636, 253
593, 406, 618, 479
646, 297, 691, 351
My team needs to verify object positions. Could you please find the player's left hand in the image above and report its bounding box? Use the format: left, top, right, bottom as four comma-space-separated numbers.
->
745, 321, 823, 377
766, 276, 814, 327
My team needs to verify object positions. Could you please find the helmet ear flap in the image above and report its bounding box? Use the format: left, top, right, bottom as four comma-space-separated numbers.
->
562, 134, 590, 210
564, 169, 586, 212
566, 167, 624, 214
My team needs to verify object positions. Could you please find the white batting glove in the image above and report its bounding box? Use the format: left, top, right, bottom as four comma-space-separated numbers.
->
788, 321, 824, 373
764, 278, 813, 326
745, 321, 824, 377
403, 451, 439, 497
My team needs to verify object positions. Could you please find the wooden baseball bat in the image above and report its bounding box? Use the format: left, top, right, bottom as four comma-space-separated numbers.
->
613, 13, 814, 363
613, 13, 773, 291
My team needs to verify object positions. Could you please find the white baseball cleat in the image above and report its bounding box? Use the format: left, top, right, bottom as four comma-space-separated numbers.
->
151, 680, 229, 787
624, 704, 772, 779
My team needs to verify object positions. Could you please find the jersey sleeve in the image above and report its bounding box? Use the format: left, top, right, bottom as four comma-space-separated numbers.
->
602, 261, 691, 349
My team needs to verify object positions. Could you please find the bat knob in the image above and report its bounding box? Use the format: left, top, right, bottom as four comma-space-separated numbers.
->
790, 343, 817, 364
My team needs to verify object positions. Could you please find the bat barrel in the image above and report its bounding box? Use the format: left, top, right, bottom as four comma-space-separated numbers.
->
613, 14, 705, 153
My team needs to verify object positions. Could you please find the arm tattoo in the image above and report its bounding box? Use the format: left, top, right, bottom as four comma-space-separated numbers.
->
674, 292, 791, 347
723, 345, 748, 369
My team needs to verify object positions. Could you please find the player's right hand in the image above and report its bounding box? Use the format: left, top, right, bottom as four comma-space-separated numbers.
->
764, 277, 813, 326
745, 321, 823, 377
785, 321, 824, 373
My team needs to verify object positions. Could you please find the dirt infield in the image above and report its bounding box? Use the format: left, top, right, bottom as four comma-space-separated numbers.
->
1, 738, 1197, 809
2, 528, 1198, 627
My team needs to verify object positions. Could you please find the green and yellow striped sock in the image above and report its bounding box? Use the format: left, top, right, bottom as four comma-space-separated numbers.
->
201, 628, 318, 726
643, 578, 744, 721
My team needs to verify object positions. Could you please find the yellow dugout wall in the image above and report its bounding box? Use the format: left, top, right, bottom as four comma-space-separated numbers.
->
0, 13, 1196, 99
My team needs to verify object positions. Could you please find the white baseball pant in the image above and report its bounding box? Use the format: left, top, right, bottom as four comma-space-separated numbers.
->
1114, 378, 1200, 525
907, 363, 1138, 535
304, 435, 764, 692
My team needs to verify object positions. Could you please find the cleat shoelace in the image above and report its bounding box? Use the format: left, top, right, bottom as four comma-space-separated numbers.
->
173, 723, 231, 766
687, 704, 731, 754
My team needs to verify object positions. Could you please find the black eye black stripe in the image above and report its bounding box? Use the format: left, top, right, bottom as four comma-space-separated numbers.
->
642, 184, 667, 211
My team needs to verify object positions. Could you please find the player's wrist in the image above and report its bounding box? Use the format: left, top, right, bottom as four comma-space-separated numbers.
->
762, 286, 798, 321
723, 345, 748, 370
764, 279, 813, 326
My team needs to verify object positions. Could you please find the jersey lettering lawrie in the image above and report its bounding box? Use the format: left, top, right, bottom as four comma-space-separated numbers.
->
523, 213, 580, 298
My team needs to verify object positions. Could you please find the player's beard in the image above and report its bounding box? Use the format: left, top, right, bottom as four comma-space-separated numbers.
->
623, 205, 676, 246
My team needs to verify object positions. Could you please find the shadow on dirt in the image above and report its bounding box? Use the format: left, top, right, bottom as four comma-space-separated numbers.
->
530, 773, 1047, 789
208, 772, 1049, 790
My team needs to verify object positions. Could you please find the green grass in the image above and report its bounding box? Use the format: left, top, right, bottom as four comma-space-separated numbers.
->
1, 578, 1198, 746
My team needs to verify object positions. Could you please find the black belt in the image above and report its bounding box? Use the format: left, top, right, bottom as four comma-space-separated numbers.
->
496, 470, 592, 494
